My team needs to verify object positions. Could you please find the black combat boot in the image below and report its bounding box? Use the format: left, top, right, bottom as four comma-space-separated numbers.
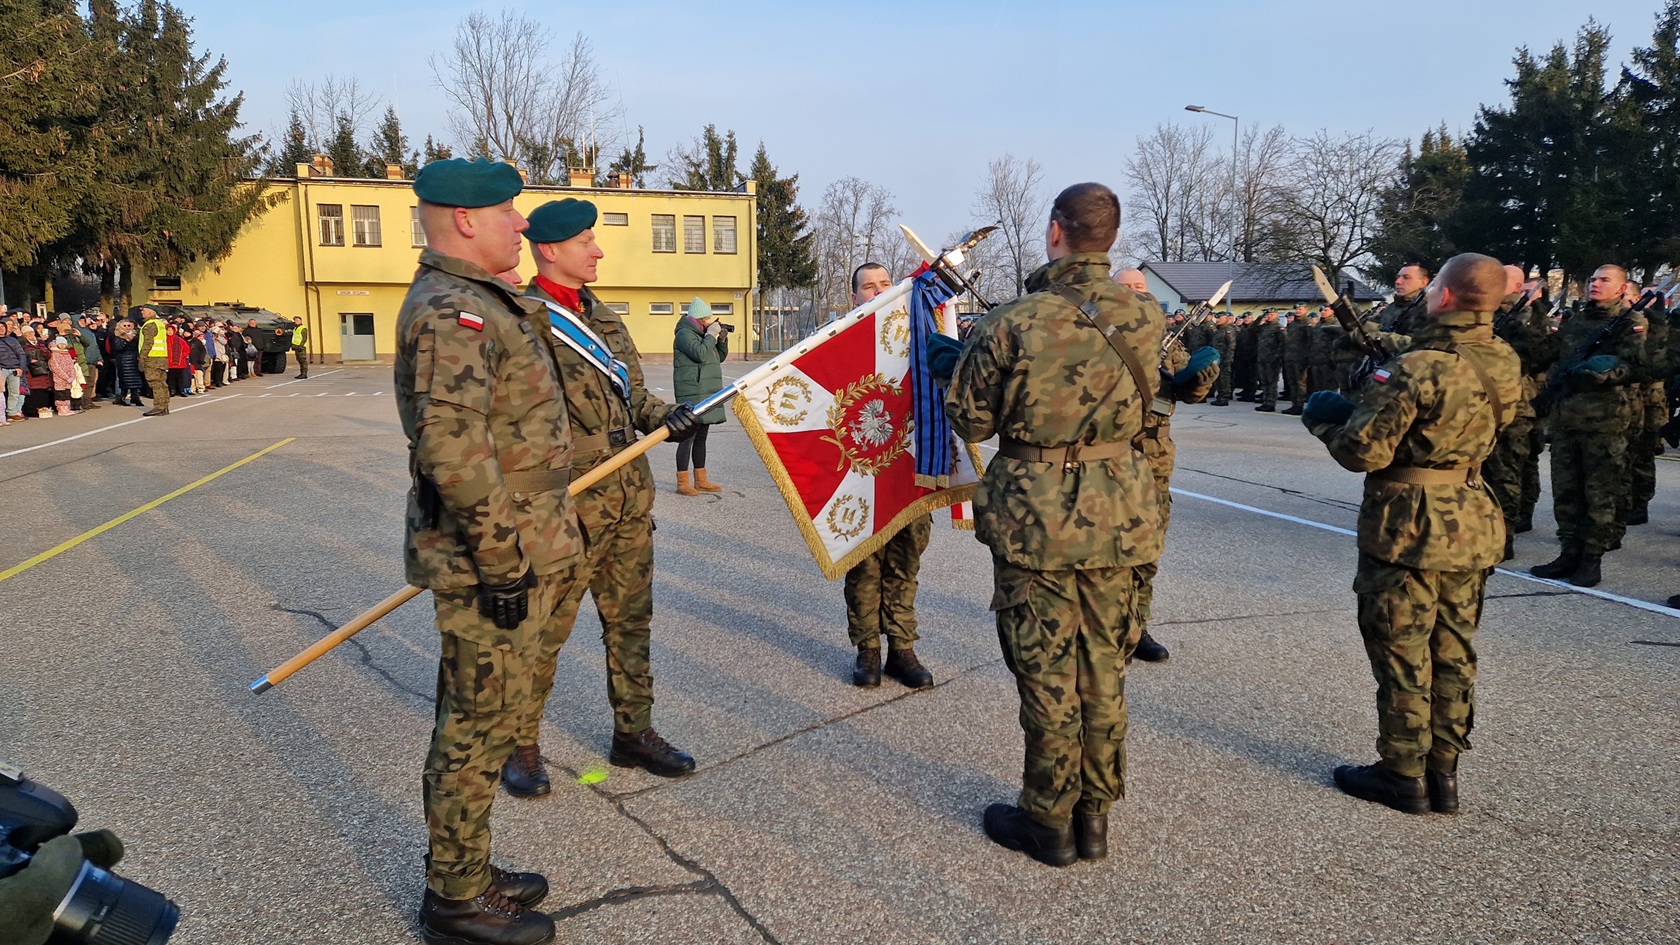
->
852, 646, 882, 687
1626, 505, 1649, 526
1255, 403, 1276, 413
1074, 811, 1108, 860
419, 886, 555, 945
981, 804, 1077, 867
1514, 514, 1533, 533
1502, 533, 1515, 562
501, 745, 550, 798
488, 865, 549, 908
1211, 397, 1230, 406
1667, 594, 1680, 608
1529, 544, 1582, 579
1426, 768, 1459, 815
883, 646, 933, 689
1282, 405, 1304, 416
1132, 632, 1169, 663
1569, 555, 1603, 588
609, 728, 695, 778
1331, 763, 1429, 815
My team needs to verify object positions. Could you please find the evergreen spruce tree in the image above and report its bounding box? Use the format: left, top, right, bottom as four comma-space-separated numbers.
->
422, 135, 453, 165
365, 105, 419, 177
1369, 127, 1470, 276
748, 142, 816, 321
604, 126, 655, 186
267, 108, 311, 176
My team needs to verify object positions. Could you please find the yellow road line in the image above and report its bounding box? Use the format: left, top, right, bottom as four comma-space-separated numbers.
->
0, 437, 296, 583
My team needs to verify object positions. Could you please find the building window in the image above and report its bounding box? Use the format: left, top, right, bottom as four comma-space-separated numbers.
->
410, 207, 426, 247
651, 215, 676, 253
713, 216, 737, 254
603, 302, 629, 316
683, 215, 706, 254
352, 206, 382, 247
152, 276, 183, 291
318, 204, 344, 246
601, 212, 629, 226
649, 302, 674, 316
711, 302, 734, 316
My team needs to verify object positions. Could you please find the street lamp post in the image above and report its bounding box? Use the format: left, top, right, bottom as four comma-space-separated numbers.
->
1186, 105, 1239, 311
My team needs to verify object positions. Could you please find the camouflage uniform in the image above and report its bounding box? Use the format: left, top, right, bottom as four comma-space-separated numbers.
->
844, 516, 932, 649
1628, 309, 1668, 518
396, 248, 586, 900
1484, 293, 1546, 536
1255, 315, 1285, 408
1283, 313, 1312, 406
138, 320, 169, 411
1308, 308, 1522, 778
1380, 290, 1428, 338
1136, 336, 1220, 627
1211, 320, 1237, 402
522, 281, 676, 738
1549, 300, 1649, 555
1519, 300, 1559, 525
1310, 318, 1346, 394
1234, 317, 1258, 399
946, 252, 1164, 828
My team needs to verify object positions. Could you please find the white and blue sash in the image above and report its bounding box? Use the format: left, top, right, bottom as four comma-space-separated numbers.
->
528, 296, 631, 406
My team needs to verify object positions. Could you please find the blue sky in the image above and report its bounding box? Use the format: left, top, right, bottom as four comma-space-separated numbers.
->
189, 0, 1667, 242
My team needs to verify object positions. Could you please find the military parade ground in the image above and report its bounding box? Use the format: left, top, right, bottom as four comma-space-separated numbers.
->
0, 364, 1673, 944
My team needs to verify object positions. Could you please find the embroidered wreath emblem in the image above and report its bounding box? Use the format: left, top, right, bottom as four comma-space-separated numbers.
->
820, 374, 910, 476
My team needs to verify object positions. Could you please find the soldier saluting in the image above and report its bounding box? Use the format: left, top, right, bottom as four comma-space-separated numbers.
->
1301, 253, 1522, 816
931, 183, 1164, 867
396, 158, 586, 945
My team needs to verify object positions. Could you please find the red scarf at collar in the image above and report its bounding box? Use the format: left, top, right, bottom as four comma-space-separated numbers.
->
533, 275, 582, 313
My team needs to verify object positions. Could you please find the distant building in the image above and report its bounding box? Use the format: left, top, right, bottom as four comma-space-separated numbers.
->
1141, 262, 1385, 313
136, 159, 757, 361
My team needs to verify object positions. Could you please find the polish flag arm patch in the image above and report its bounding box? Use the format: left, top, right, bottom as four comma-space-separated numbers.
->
1372, 368, 1392, 383
457, 312, 485, 331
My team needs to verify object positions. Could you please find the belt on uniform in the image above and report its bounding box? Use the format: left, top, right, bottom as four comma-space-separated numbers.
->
572, 425, 636, 453
500, 467, 573, 493
1369, 465, 1478, 486
997, 437, 1133, 464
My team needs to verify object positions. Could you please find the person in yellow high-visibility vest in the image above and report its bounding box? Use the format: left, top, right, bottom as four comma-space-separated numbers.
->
138, 307, 171, 416
290, 317, 309, 379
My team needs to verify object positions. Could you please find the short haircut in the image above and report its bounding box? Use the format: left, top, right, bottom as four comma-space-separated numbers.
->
1595, 264, 1629, 283
1437, 253, 1507, 312
851, 262, 889, 294
1399, 262, 1432, 279
1050, 182, 1120, 253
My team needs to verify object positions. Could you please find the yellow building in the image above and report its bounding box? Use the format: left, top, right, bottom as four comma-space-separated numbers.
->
141, 163, 757, 360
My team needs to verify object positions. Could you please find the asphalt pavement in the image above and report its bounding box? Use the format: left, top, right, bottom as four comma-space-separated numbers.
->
0, 363, 1674, 945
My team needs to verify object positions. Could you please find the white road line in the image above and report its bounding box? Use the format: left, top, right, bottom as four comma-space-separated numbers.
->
0, 394, 240, 460
1174, 488, 1680, 620
265, 369, 342, 390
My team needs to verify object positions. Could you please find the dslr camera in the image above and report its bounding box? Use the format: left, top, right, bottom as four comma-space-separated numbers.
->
0, 762, 178, 944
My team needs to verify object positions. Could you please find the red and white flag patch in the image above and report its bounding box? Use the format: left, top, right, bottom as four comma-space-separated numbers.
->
1373, 368, 1392, 383
457, 312, 485, 331
1633, 323, 1646, 333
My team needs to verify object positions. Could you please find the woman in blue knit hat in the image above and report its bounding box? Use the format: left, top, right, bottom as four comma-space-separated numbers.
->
671, 296, 730, 495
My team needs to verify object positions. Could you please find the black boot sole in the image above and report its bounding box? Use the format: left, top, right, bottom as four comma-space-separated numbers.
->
983, 806, 1077, 867
1332, 767, 1430, 815
421, 925, 555, 945
608, 751, 696, 779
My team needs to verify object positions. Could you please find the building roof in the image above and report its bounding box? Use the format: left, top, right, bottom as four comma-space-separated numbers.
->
1143, 261, 1385, 305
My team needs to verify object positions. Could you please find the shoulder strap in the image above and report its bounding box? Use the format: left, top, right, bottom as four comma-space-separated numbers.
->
1048, 284, 1155, 432
1445, 343, 1507, 428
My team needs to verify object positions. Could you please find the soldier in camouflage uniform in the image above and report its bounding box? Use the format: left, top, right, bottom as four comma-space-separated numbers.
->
1283, 304, 1313, 414
1626, 285, 1669, 526
844, 262, 936, 690
937, 183, 1163, 867
1484, 266, 1548, 559
1517, 290, 1558, 532
397, 158, 585, 945
1531, 265, 1651, 588
503, 199, 703, 800
1235, 312, 1259, 400
1116, 269, 1221, 665
1254, 310, 1284, 411
1303, 253, 1522, 816
1310, 306, 1346, 395
1211, 313, 1237, 405
1381, 265, 1432, 338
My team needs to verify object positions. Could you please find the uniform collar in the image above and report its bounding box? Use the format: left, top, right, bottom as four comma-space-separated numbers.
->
1410, 309, 1494, 343
1026, 253, 1113, 292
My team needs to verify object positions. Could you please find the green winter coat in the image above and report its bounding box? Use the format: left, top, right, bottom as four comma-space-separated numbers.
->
672, 315, 729, 423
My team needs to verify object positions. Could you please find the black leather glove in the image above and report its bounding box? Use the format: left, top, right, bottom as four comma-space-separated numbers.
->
663, 404, 701, 442
477, 569, 534, 630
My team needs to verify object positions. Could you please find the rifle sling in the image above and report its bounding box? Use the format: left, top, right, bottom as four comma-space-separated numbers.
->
1446, 343, 1507, 428
1048, 283, 1153, 443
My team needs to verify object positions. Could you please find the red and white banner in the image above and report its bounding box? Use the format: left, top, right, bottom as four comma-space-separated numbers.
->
732, 280, 982, 579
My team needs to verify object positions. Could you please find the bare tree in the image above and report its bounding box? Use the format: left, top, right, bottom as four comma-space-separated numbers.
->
1279, 129, 1403, 281
1123, 123, 1218, 262
1227, 124, 1298, 262
972, 154, 1047, 296
283, 75, 382, 152
428, 12, 621, 184
809, 176, 903, 314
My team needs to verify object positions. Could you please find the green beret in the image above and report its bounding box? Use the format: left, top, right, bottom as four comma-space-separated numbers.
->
687, 297, 711, 320
413, 157, 523, 208
526, 199, 598, 244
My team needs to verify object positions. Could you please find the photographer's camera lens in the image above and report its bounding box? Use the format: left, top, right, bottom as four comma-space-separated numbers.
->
52, 860, 180, 945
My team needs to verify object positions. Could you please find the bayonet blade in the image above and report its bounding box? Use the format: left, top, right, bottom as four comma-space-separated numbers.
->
1207, 279, 1233, 309
899, 224, 938, 267
1309, 265, 1338, 305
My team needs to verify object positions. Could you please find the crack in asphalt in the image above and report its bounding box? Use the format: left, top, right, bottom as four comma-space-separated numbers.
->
271, 605, 433, 705
1630, 639, 1680, 648
1151, 606, 1350, 628
0, 442, 131, 483
1486, 590, 1576, 600
1178, 465, 1363, 513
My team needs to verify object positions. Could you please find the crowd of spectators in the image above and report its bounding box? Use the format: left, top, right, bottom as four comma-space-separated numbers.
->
0, 307, 300, 424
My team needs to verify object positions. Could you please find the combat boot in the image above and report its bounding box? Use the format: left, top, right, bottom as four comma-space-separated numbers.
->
1529, 545, 1582, 580
141, 408, 168, 417
1282, 405, 1304, 416
693, 468, 723, 492
609, 728, 696, 778
1514, 514, 1533, 534
1331, 763, 1429, 815
982, 804, 1077, 867
419, 886, 555, 945
883, 646, 933, 689
488, 865, 549, 908
1569, 555, 1603, 588
1626, 505, 1649, 526
1074, 811, 1108, 860
1502, 533, 1514, 562
1211, 397, 1230, 406
852, 646, 882, 687
1132, 632, 1169, 663
1255, 404, 1276, 412
1426, 768, 1459, 816
501, 745, 550, 799
675, 471, 698, 496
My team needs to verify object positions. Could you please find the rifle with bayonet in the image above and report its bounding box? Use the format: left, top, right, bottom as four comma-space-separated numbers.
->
1533, 281, 1675, 419
1311, 266, 1392, 388
1161, 279, 1233, 357
1492, 287, 1538, 334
